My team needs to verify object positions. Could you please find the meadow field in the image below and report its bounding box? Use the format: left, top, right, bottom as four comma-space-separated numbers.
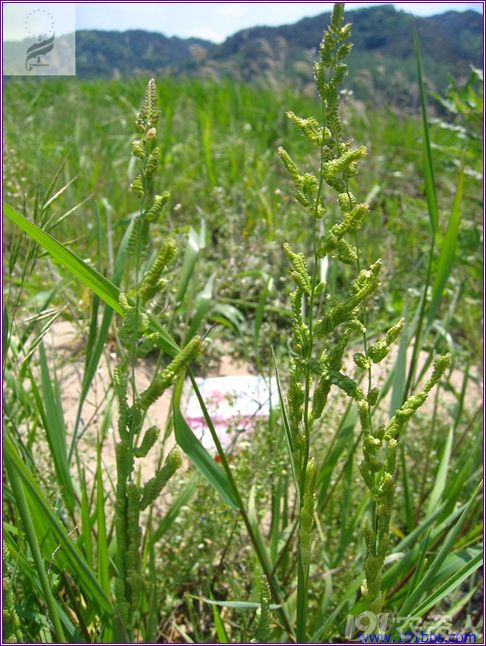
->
3, 5, 483, 643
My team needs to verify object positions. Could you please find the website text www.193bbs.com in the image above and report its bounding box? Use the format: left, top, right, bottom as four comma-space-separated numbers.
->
358, 631, 478, 643
345, 611, 480, 644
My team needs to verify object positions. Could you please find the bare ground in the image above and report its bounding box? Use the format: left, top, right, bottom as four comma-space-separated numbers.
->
42, 320, 481, 488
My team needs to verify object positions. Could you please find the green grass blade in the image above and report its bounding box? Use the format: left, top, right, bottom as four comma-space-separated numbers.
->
175, 223, 206, 305
270, 477, 284, 561
5, 435, 113, 616
95, 441, 110, 596
398, 28, 440, 408
383, 501, 467, 591
38, 342, 76, 513
210, 594, 230, 643
272, 347, 299, 498
248, 485, 274, 574
414, 27, 438, 234
173, 374, 238, 509
4, 201, 121, 312
5, 450, 66, 643
185, 274, 214, 342
426, 164, 464, 329
3, 304, 10, 362
406, 532, 431, 598
42, 175, 79, 219
210, 302, 245, 332
4, 201, 179, 356
403, 550, 482, 629
425, 426, 454, 516
399, 443, 414, 532
316, 403, 357, 511
398, 481, 481, 619
78, 465, 94, 567
40, 151, 70, 209
150, 481, 196, 545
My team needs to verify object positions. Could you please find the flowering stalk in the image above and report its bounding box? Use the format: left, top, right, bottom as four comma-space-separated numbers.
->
113, 79, 203, 640
278, 3, 451, 637
358, 352, 450, 612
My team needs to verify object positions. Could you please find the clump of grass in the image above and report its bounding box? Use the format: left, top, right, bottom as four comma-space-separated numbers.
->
3, 79, 205, 644
112, 78, 203, 640
277, 3, 450, 638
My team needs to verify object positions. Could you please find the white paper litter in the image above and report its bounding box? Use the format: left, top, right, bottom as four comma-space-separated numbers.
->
183, 375, 278, 452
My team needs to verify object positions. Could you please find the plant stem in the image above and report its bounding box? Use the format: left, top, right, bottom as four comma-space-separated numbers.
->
354, 229, 377, 536
188, 371, 296, 642
5, 451, 66, 643
296, 107, 327, 644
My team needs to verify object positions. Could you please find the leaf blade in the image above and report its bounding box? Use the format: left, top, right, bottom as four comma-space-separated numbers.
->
173, 375, 238, 509
426, 164, 464, 328
414, 27, 438, 234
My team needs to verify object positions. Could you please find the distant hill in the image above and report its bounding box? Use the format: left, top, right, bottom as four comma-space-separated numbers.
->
75, 30, 210, 78
188, 5, 482, 106
5, 5, 482, 106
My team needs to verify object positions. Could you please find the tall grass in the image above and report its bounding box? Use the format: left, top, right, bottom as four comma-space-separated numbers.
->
3, 3, 482, 643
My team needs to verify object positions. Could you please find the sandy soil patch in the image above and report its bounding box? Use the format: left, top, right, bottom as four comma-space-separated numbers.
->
40, 320, 481, 488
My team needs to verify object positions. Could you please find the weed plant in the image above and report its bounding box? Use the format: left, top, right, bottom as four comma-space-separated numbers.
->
276, 4, 451, 638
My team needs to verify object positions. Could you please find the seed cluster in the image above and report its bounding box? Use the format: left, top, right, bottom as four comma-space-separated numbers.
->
278, 2, 451, 621
113, 79, 203, 637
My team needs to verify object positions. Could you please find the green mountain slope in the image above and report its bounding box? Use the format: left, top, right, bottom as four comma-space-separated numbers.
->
75, 30, 210, 78
193, 5, 482, 105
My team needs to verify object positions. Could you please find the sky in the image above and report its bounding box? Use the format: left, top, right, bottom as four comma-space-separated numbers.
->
3, 2, 484, 43
75, 2, 484, 42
